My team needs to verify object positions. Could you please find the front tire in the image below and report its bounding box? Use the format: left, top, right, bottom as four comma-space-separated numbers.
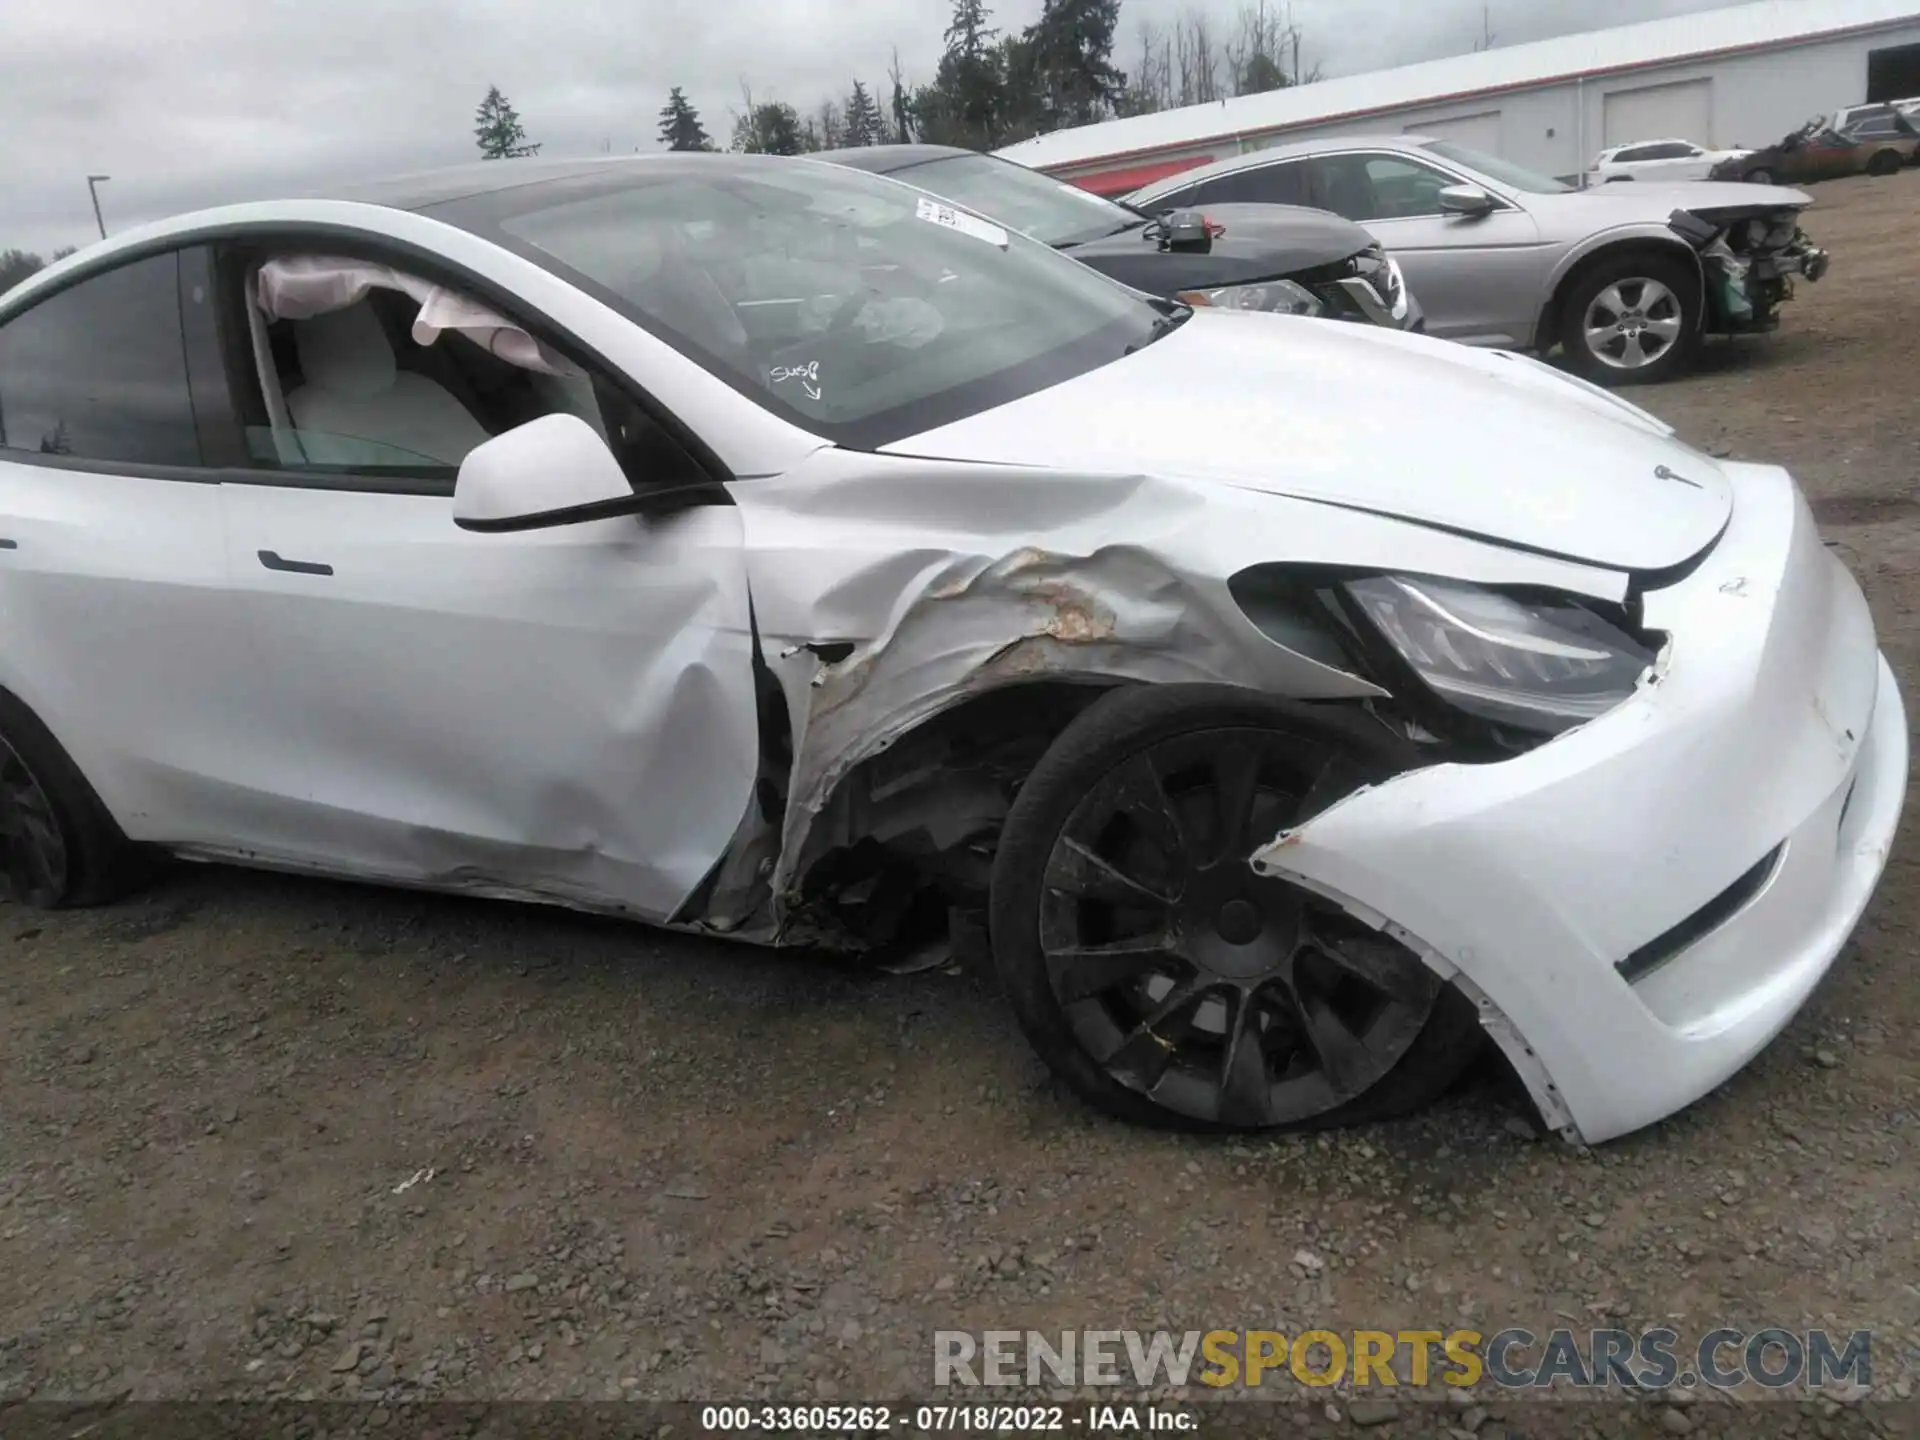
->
0, 692, 145, 908
1745, 167, 1775, 185
989, 685, 1484, 1133
1559, 252, 1699, 386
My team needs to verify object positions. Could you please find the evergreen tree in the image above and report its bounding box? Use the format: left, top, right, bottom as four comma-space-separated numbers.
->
1026, 0, 1126, 130
0, 249, 46, 295
1237, 51, 1288, 94
474, 86, 540, 159
657, 86, 713, 150
997, 32, 1047, 142
731, 100, 807, 155
933, 0, 1004, 147
842, 80, 884, 146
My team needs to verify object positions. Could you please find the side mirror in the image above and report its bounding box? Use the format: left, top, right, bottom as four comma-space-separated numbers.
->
1437, 184, 1497, 217
453, 413, 640, 533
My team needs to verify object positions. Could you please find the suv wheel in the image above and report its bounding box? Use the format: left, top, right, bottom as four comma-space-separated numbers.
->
1560, 252, 1699, 386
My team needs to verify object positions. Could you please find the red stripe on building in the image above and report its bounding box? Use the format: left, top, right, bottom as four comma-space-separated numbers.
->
1069, 155, 1216, 196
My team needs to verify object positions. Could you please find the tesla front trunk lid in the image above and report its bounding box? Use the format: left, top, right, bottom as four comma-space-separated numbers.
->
886, 309, 1732, 574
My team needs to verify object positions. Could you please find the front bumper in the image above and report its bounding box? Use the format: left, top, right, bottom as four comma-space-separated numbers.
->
1330, 271, 1423, 332
1251, 463, 1908, 1144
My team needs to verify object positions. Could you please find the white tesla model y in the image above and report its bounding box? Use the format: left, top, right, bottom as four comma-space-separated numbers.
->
0, 154, 1902, 1144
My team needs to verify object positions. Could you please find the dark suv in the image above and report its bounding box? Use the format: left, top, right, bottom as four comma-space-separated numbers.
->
815, 144, 1423, 331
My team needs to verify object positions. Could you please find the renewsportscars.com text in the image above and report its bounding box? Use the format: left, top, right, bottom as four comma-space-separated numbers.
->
934, 1327, 1872, 1391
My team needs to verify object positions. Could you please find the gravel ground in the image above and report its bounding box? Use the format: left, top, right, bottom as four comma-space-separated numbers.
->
4, 173, 1920, 1439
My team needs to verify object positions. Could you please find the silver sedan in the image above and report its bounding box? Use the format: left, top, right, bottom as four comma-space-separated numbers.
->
1128, 134, 1829, 385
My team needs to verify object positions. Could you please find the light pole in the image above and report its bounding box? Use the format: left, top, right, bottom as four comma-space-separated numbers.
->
86, 175, 111, 240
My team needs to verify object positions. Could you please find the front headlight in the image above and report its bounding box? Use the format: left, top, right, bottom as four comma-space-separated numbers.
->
1175, 279, 1324, 316
1380, 255, 1410, 320
1344, 575, 1656, 735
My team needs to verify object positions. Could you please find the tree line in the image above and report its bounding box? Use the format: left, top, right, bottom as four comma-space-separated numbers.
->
1, 247, 77, 296
3, 0, 1324, 285
474, 0, 1322, 161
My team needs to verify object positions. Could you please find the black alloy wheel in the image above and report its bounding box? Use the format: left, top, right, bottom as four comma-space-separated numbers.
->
0, 690, 148, 909
0, 735, 68, 906
991, 686, 1484, 1132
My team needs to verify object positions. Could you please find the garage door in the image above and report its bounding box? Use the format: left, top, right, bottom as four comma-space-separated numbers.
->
1603, 79, 1713, 148
1405, 111, 1503, 152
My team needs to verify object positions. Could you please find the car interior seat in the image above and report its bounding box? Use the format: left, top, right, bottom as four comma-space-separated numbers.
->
284, 300, 491, 466
1322, 162, 1381, 223
621, 226, 754, 374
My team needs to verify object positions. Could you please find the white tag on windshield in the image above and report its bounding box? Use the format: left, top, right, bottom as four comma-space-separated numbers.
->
915, 195, 1009, 249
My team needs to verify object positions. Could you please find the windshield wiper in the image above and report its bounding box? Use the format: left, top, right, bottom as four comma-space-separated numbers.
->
1124, 305, 1192, 355
1053, 215, 1150, 252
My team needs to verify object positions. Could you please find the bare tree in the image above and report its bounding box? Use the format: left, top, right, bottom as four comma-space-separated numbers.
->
1122, 18, 1173, 114
1226, 0, 1288, 95
1282, 2, 1321, 84
1173, 6, 1221, 107
815, 98, 844, 149
886, 44, 913, 142
1472, 4, 1497, 52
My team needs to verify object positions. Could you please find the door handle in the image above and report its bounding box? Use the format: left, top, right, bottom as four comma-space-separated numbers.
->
258, 550, 333, 576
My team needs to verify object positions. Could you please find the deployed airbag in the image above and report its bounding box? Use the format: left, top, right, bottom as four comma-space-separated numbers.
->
255, 256, 584, 379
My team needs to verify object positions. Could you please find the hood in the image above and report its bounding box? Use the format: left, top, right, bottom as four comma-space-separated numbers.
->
1065, 203, 1372, 289
1162, 202, 1377, 269
1559, 180, 1812, 220
883, 310, 1732, 574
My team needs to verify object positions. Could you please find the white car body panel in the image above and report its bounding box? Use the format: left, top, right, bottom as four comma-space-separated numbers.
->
0, 468, 243, 842
1252, 466, 1906, 1143
885, 309, 1730, 571
733, 445, 1631, 899
0, 178, 1902, 1146
206, 484, 759, 919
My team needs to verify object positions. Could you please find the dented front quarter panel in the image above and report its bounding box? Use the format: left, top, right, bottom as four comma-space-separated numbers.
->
727, 447, 1632, 904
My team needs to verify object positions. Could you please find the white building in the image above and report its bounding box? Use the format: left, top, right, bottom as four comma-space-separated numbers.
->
996, 0, 1920, 193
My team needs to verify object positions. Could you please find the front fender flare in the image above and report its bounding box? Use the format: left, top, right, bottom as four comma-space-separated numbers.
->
1538, 223, 1709, 346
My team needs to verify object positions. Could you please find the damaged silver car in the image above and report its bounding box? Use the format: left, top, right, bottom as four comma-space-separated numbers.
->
1127, 135, 1830, 385
0, 154, 1903, 1145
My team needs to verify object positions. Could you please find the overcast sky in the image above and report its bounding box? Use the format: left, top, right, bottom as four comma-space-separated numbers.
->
2, 0, 1749, 255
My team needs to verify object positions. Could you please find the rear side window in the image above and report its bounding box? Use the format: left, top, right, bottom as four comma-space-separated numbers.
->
1199, 161, 1309, 206
0, 252, 199, 467
1142, 182, 1205, 211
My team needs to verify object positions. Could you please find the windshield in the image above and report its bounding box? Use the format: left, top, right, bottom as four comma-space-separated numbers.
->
493, 160, 1167, 449
890, 153, 1140, 247
1423, 140, 1573, 194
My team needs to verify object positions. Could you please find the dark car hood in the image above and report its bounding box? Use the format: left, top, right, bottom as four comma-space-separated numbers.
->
1064, 202, 1374, 292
